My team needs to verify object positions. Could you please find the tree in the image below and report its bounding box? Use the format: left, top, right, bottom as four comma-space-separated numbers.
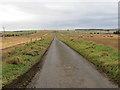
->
113, 31, 120, 34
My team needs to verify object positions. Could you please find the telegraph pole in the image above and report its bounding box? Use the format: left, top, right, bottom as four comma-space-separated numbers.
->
2, 27, 5, 38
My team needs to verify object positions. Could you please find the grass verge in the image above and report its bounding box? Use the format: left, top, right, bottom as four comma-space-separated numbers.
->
2, 37, 53, 87
58, 36, 120, 86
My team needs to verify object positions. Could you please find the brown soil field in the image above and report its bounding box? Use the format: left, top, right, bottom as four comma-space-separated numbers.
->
1, 33, 53, 50
58, 33, 119, 50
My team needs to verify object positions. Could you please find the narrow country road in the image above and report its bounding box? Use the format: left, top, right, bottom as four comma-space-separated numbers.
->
27, 37, 117, 88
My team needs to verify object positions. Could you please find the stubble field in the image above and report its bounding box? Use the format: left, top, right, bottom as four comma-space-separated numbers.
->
1, 33, 53, 49
59, 33, 119, 50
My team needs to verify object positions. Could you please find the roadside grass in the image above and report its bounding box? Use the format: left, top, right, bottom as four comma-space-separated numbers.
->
58, 36, 120, 86
2, 38, 53, 86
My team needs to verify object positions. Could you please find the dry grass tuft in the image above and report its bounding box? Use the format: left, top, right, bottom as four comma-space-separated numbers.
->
6, 56, 22, 65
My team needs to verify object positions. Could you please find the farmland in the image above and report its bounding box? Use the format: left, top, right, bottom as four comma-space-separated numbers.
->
1, 30, 119, 88
1, 31, 37, 37
1, 31, 54, 49
57, 33, 119, 50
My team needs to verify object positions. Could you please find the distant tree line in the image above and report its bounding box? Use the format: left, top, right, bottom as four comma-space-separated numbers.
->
90, 32, 100, 34
113, 31, 120, 34
1, 30, 37, 37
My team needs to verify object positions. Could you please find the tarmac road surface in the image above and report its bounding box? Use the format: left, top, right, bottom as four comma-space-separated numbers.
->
27, 37, 117, 88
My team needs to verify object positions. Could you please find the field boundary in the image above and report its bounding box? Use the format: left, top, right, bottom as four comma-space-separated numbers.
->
2, 38, 54, 89
1, 42, 26, 50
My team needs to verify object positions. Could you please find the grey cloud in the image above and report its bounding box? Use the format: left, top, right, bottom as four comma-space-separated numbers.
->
0, 1, 118, 31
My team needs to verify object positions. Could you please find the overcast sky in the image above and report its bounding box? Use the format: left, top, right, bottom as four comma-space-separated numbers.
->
0, 0, 119, 31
